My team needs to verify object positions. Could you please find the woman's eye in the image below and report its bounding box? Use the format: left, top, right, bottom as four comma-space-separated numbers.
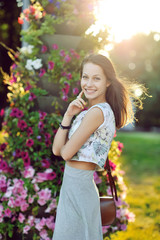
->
95, 77, 100, 80
82, 76, 88, 79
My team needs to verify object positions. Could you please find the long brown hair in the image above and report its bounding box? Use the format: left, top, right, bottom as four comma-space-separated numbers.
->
80, 54, 146, 129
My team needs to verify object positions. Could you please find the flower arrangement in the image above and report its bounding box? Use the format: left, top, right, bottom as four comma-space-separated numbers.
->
0, 1, 135, 239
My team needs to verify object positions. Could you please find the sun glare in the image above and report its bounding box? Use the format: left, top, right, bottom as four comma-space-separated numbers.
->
93, 0, 160, 43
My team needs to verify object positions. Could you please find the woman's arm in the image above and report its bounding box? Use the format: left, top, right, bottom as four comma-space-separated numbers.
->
52, 113, 73, 156
52, 90, 86, 156
60, 106, 104, 161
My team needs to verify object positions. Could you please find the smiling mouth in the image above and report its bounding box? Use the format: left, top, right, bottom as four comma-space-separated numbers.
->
85, 89, 96, 93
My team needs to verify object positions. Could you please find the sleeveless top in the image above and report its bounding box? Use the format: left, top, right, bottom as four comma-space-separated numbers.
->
68, 102, 116, 171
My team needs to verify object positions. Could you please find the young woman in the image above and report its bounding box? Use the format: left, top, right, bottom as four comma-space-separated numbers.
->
52, 54, 144, 240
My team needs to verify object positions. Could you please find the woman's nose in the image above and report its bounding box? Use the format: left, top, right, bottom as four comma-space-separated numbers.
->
86, 78, 93, 86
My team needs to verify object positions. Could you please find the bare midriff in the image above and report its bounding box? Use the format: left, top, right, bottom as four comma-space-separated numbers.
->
67, 160, 97, 170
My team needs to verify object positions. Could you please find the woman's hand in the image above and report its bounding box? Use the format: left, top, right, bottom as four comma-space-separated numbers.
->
65, 90, 87, 117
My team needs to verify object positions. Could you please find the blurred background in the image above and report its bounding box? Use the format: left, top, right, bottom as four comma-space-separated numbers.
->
0, 0, 160, 239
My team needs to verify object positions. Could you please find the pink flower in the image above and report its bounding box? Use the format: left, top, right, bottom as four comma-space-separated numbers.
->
17, 119, 27, 130
120, 224, 127, 231
40, 229, 48, 239
18, 213, 25, 223
20, 200, 29, 212
109, 160, 116, 171
25, 82, 32, 91
10, 108, 19, 117
4, 208, 12, 218
47, 171, 56, 180
73, 87, 79, 95
45, 216, 55, 230
29, 92, 36, 101
37, 188, 51, 206
93, 172, 102, 184
27, 127, 33, 136
41, 45, 47, 53
45, 199, 57, 213
23, 157, 31, 167
0, 109, 4, 117
102, 226, 110, 234
48, 61, 55, 70
26, 138, 34, 147
0, 161, 8, 171
67, 73, 72, 80
0, 143, 7, 152
60, 50, 65, 57
39, 111, 47, 120
62, 82, 70, 95
64, 54, 71, 62
45, 139, 51, 147
28, 196, 34, 203
118, 142, 124, 152
39, 68, 46, 77
27, 216, 35, 226
52, 44, 58, 49
125, 211, 135, 222
23, 225, 31, 234
21, 151, 29, 160
11, 63, 17, 70
42, 159, 50, 168
38, 121, 44, 129
23, 166, 35, 178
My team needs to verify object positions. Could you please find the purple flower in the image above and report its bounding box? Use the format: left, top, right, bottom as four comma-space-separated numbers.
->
16, 110, 24, 118
29, 92, 36, 101
60, 50, 65, 57
27, 127, 33, 136
62, 95, 68, 101
25, 82, 32, 91
23, 157, 31, 167
39, 68, 46, 77
44, 133, 51, 139
42, 159, 50, 168
0, 108, 4, 117
15, 149, 21, 158
17, 119, 27, 130
10, 108, 19, 117
45, 139, 51, 147
11, 63, 17, 70
10, 75, 17, 84
64, 54, 71, 63
52, 44, 58, 49
67, 73, 72, 80
41, 45, 47, 53
47, 171, 56, 180
21, 151, 29, 160
48, 61, 55, 70
39, 111, 47, 120
62, 82, 70, 95
0, 160, 8, 170
55, 1, 60, 8
38, 121, 44, 129
37, 135, 42, 141
26, 139, 34, 147
0, 143, 7, 152
4, 208, 12, 218
73, 87, 79, 95
10, 108, 22, 118
61, 72, 67, 76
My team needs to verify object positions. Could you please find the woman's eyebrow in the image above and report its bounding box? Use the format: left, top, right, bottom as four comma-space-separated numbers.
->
83, 73, 101, 77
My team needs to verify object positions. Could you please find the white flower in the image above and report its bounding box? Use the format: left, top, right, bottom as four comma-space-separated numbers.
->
25, 59, 33, 70
20, 45, 34, 54
32, 59, 42, 69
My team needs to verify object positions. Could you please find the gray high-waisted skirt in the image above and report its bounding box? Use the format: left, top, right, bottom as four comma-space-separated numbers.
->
52, 162, 103, 240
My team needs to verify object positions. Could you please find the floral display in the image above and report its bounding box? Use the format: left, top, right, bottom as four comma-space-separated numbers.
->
0, 0, 135, 239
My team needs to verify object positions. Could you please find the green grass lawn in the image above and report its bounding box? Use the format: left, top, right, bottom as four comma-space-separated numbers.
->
110, 131, 160, 240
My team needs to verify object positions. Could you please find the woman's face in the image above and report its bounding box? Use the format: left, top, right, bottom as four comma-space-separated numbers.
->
81, 62, 109, 104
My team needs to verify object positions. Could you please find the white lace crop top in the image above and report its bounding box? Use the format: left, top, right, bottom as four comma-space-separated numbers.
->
68, 102, 116, 171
